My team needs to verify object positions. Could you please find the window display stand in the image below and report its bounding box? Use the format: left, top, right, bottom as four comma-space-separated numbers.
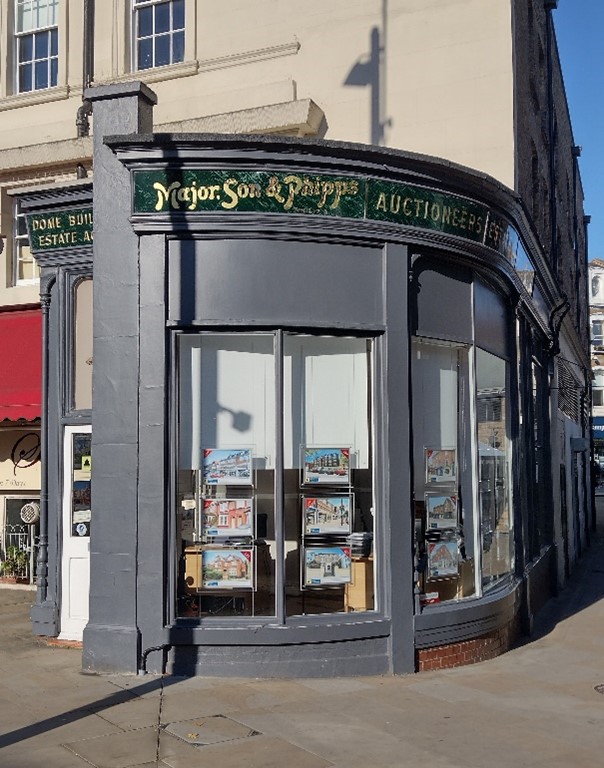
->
417, 447, 461, 606
299, 446, 353, 592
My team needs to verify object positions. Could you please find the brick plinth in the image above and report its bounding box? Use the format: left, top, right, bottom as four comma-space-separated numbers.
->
416, 619, 520, 671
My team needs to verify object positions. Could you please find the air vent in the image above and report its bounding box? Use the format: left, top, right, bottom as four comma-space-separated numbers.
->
20, 502, 40, 525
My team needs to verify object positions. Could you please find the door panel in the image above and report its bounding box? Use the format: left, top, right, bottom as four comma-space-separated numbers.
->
59, 426, 91, 640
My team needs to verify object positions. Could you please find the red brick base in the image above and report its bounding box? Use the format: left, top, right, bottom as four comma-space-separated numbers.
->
43, 637, 83, 650
416, 619, 520, 671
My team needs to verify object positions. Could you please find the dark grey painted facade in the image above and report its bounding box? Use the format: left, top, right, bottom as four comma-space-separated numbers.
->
25, 183, 93, 638
27, 82, 590, 678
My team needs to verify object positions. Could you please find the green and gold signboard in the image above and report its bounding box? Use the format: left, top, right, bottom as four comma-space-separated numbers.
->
132, 169, 523, 262
24, 171, 532, 280
366, 180, 487, 244
26, 207, 93, 253
133, 170, 366, 219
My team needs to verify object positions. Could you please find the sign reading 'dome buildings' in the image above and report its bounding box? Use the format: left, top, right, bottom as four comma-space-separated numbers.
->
26, 207, 93, 253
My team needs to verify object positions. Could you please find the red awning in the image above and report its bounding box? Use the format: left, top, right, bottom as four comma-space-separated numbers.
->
0, 308, 42, 421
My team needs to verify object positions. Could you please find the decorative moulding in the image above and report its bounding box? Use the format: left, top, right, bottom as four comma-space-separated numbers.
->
197, 41, 301, 73
98, 41, 300, 88
106, 60, 199, 86
0, 85, 70, 113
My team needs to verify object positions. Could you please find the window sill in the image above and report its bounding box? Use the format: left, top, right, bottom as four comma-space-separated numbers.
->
169, 615, 390, 645
0, 85, 70, 112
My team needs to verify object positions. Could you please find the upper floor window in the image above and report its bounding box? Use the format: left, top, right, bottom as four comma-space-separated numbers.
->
133, 0, 184, 71
592, 275, 602, 298
13, 199, 40, 284
592, 320, 603, 347
15, 0, 58, 93
593, 371, 604, 407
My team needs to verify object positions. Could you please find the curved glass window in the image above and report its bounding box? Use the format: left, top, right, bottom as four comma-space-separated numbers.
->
412, 339, 476, 603
411, 271, 513, 606
476, 348, 513, 590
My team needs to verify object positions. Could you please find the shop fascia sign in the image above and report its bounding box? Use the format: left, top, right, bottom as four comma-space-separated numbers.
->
26, 207, 93, 254
132, 169, 534, 271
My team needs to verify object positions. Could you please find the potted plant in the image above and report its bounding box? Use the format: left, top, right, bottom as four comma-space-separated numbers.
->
1, 545, 29, 582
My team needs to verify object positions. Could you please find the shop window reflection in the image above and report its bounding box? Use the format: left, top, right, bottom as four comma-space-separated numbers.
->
412, 339, 476, 606
476, 348, 513, 589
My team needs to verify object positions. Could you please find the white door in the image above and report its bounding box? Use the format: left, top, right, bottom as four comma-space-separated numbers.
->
59, 426, 92, 640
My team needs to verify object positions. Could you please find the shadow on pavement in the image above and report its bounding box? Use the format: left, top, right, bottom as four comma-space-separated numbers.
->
517, 494, 604, 644
0, 674, 180, 749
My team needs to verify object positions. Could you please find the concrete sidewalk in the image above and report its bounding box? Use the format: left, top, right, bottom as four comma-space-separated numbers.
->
2, 506, 604, 768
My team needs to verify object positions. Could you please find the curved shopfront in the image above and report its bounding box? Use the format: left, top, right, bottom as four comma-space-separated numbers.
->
75, 92, 565, 677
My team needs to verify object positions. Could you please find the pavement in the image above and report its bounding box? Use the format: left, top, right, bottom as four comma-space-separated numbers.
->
1, 500, 604, 768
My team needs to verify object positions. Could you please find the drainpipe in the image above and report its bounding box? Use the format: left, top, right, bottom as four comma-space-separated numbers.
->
35, 272, 56, 610
571, 146, 582, 329
76, 0, 95, 137
584, 215, 595, 533
544, 0, 558, 273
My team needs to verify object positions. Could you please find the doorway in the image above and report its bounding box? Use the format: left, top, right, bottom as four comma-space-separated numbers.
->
59, 425, 92, 640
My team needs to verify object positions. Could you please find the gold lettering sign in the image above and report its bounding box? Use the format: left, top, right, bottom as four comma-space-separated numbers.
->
26, 207, 93, 253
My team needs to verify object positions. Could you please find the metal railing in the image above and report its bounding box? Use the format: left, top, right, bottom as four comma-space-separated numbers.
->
1, 525, 37, 583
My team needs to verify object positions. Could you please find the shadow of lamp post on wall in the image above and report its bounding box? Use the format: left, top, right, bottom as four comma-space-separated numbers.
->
344, 20, 391, 146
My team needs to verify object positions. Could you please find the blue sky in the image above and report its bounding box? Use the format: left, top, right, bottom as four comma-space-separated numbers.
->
554, 0, 604, 260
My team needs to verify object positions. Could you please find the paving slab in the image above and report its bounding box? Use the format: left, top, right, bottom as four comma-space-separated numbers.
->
162, 734, 334, 768
0, 742, 94, 768
92, 695, 162, 731
63, 726, 195, 768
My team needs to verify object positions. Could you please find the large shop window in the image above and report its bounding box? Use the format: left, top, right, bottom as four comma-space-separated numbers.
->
411, 275, 513, 607
176, 332, 374, 620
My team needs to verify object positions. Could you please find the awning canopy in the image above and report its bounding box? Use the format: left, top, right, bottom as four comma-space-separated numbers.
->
0, 308, 42, 422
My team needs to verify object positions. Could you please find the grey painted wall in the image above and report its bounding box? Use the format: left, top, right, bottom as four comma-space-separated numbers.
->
82, 83, 156, 672
169, 239, 384, 329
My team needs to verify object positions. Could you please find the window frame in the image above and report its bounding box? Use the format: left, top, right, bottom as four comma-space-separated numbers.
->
0, 0, 68, 102
172, 328, 379, 628
12, 197, 40, 285
131, 0, 186, 73
14, 0, 59, 94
